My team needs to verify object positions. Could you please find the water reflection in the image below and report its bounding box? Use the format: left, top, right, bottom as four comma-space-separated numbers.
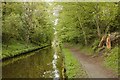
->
2, 47, 62, 78
52, 52, 60, 79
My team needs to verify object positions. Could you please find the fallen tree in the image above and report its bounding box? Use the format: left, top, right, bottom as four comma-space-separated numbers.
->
98, 32, 120, 49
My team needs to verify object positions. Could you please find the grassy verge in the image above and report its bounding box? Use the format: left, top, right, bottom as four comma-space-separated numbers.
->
62, 48, 88, 78
79, 46, 94, 55
78, 44, 119, 74
104, 47, 119, 74
2, 41, 48, 59
64, 43, 119, 76
65, 43, 94, 55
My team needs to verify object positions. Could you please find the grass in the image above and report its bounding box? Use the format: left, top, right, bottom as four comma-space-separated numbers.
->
64, 43, 119, 76
65, 43, 94, 55
70, 43, 119, 75
104, 47, 119, 74
63, 48, 88, 78
79, 46, 94, 55
2, 40, 47, 59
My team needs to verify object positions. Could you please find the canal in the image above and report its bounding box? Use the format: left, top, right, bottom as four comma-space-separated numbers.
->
2, 46, 64, 78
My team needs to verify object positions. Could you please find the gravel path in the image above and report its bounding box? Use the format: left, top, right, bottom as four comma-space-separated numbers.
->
69, 47, 118, 78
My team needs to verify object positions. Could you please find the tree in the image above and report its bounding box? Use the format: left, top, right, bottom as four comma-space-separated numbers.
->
2, 2, 54, 46
56, 2, 119, 46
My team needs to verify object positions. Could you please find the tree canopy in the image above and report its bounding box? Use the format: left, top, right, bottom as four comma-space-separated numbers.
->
56, 2, 119, 46
2, 2, 54, 45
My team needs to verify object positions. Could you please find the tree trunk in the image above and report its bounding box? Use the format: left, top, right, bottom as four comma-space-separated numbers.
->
79, 21, 87, 46
95, 3, 101, 39
96, 15, 101, 38
78, 17, 87, 46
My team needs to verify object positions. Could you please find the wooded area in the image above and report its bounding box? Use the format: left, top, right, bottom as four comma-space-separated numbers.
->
2, 2, 55, 59
56, 2, 120, 74
2, 2, 54, 45
1, 2, 120, 78
57, 2, 120, 74
57, 2, 120, 46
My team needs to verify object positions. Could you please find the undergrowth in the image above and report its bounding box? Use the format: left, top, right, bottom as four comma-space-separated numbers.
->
2, 40, 44, 59
63, 48, 88, 78
104, 47, 119, 74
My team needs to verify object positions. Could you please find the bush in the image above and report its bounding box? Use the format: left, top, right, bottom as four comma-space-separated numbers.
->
104, 47, 118, 73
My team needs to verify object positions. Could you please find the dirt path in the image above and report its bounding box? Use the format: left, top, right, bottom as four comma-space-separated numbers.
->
67, 47, 117, 78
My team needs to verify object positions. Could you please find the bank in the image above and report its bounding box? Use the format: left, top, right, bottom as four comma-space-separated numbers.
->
62, 47, 88, 78
2, 41, 50, 60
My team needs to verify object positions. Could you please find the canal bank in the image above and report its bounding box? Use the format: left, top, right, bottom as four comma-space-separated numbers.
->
2, 46, 65, 78
2, 43, 50, 61
63, 47, 88, 78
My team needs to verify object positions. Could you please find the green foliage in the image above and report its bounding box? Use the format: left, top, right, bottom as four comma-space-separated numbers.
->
2, 39, 49, 59
92, 40, 100, 52
2, 2, 54, 59
2, 2, 54, 45
104, 47, 118, 73
63, 48, 88, 78
57, 2, 119, 46
71, 43, 94, 55
2, 40, 36, 59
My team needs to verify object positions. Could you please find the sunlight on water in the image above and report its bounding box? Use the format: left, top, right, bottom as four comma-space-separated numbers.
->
52, 5, 61, 79
52, 32, 60, 79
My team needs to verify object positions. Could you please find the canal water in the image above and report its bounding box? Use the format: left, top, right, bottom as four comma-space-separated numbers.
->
2, 46, 64, 78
